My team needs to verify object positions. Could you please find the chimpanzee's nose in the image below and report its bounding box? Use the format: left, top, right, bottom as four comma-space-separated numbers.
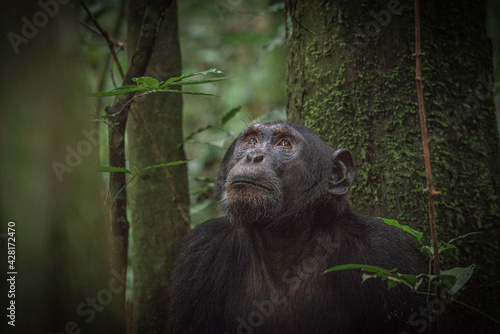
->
246, 152, 264, 163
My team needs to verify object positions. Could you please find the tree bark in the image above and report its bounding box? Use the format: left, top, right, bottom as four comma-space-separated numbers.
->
126, 1, 190, 333
107, 1, 170, 328
285, 0, 500, 332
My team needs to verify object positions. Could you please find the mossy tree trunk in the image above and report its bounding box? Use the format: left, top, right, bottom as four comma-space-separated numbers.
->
285, 0, 500, 332
126, 1, 190, 333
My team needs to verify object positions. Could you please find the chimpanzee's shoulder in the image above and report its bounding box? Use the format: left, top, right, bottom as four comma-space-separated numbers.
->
192, 216, 231, 233
183, 217, 233, 247
359, 215, 427, 274
362, 216, 416, 244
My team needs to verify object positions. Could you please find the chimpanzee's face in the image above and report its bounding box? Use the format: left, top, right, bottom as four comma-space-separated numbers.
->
216, 122, 339, 226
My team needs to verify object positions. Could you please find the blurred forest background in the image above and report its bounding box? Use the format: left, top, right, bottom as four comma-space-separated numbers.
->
84, 0, 287, 227
0, 0, 500, 333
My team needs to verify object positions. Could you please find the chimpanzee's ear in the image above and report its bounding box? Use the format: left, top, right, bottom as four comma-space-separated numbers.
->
328, 149, 355, 195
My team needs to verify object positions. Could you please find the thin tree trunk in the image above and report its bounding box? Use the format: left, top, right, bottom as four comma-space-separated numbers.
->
105, 1, 171, 330
126, 1, 190, 333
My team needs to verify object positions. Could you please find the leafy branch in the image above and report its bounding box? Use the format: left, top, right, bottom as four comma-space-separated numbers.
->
92, 68, 230, 228
323, 217, 478, 295
323, 218, 500, 326
324, 261, 475, 297
90, 68, 231, 97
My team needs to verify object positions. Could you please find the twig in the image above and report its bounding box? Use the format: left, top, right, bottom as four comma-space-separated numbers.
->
79, 0, 125, 79
109, 56, 118, 88
290, 0, 316, 35
78, 19, 124, 49
413, 1, 443, 333
94, 1, 126, 113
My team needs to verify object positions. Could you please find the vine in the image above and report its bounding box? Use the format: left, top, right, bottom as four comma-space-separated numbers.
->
413, 0, 443, 332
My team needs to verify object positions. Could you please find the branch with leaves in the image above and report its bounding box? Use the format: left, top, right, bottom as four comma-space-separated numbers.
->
91, 66, 230, 237
81, 1, 174, 308
93, 70, 232, 227
90, 68, 231, 98
324, 218, 500, 327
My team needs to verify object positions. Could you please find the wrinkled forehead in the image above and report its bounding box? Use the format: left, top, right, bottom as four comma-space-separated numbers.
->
239, 122, 304, 140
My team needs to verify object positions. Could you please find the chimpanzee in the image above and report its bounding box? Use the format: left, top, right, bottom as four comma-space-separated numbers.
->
167, 121, 428, 334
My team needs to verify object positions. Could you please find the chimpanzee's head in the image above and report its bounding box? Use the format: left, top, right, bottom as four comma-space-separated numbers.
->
213, 121, 354, 226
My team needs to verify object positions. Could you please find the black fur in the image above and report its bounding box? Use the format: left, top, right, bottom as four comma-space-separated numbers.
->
167, 121, 427, 334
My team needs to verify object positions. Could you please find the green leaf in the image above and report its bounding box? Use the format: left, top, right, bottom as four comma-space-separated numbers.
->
221, 106, 242, 125
387, 279, 400, 290
438, 243, 457, 253
132, 76, 160, 89
396, 273, 424, 291
324, 263, 391, 274
140, 161, 189, 173
91, 69, 228, 97
159, 89, 217, 96
436, 232, 480, 254
180, 91, 217, 96
160, 68, 224, 88
379, 218, 423, 242
446, 231, 481, 245
362, 273, 378, 283
89, 85, 146, 97
168, 76, 232, 86
174, 67, 224, 81
183, 125, 213, 144
439, 265, 475, 295
420, 245, 433, 255
324, 264, 422, 291
98, 166, 132, 174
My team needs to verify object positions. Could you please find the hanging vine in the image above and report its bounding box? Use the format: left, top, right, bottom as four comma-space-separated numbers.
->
413, 0, 443, 333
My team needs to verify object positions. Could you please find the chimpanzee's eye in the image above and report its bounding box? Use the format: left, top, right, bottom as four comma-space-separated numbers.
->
248, 138, 258, 146
277, 139, 292, 148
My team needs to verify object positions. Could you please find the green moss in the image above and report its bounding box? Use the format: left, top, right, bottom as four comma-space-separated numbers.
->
286, 0, 500, 331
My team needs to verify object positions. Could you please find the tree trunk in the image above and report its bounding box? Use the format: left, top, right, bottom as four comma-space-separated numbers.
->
126, 1, 190, 333
285, 0, 500, 332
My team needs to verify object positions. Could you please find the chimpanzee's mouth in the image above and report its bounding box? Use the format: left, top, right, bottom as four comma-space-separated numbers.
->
230, 178, 272, 191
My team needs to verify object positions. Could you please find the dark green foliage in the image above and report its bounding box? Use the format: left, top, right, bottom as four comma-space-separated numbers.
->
325, 218, 478, 300
90, 68, 231, 97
